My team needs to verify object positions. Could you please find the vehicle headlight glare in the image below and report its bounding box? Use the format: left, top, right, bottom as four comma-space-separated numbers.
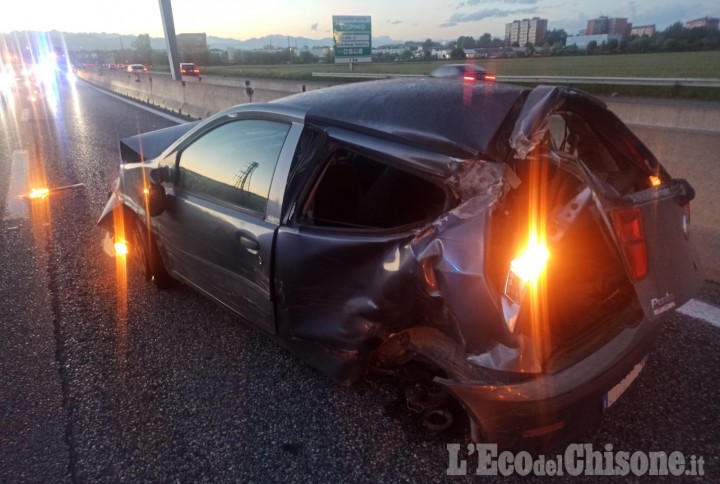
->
114, 240, 129, 256
29, 187, 50, 199
510, 243, 550, 283
505, 240, 549, 304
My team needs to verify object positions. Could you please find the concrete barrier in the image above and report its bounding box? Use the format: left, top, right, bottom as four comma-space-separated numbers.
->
77, 70, 294, 118
75, 70, 719, 282
606, 98, 720, 133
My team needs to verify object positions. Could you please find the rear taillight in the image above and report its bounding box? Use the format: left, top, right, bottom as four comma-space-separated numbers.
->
612, 207, 648, 281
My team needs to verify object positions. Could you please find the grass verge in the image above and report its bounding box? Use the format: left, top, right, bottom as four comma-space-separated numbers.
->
192, 51, 720, 100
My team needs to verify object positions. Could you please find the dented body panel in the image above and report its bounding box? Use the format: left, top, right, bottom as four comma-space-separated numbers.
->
99, 78, 703, 448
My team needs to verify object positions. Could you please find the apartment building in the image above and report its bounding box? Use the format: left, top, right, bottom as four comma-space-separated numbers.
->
504, 17, 548, 46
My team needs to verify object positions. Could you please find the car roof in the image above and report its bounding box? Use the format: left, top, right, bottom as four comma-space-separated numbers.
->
272, 77, 527, 158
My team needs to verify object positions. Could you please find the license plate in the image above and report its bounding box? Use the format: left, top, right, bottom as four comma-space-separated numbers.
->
603, 358, 646, 410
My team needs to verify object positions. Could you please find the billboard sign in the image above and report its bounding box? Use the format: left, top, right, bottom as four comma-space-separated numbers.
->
332, 15, 372, 63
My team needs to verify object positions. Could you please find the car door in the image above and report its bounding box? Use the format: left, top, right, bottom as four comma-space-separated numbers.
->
273, 129, 453, 380
155, 115, 300, 334
580, 109, 704, 319
513, 87, 703, 321
609, 178, 703, 320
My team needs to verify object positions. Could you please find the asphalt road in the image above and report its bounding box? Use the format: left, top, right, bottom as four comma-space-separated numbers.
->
1, 78, 719, 482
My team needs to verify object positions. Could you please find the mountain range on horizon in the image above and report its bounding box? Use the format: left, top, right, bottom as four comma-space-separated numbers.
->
1, 30, 406, 51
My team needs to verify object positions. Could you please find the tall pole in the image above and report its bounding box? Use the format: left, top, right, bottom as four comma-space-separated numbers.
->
158, 0, 181, 80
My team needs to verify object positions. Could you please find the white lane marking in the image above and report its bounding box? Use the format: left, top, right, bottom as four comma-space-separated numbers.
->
80, 80, 186, 124
4, 150, 30, 220
677, 298, 720, 329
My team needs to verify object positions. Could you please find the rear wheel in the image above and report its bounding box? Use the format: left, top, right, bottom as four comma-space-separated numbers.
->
133, 216, 172, 289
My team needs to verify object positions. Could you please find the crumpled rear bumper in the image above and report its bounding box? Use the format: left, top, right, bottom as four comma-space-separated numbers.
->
437, 316, 661, 450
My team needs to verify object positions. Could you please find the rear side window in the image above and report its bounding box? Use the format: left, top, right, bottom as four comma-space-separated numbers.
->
547, 112, 647, 195
178, 119, 290, 214
302, 147, 447, 229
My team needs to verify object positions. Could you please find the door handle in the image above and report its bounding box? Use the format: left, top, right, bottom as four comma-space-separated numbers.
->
238, 233, 260, 255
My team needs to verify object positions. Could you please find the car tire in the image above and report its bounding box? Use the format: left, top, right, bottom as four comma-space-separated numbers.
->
133, 216, 172, 289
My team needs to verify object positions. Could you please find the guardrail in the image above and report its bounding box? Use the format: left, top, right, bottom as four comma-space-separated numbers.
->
312, 72, 720, 88
496, 76, 720, 88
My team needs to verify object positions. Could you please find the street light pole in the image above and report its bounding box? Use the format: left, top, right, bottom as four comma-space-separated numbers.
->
158, 0, 181, 81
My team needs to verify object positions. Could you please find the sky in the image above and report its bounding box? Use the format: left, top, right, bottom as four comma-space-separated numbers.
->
1, 0, 718, 41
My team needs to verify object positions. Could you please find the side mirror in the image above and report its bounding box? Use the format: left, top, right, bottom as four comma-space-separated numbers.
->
145, 182, 167, 217
150, 166, 173, 184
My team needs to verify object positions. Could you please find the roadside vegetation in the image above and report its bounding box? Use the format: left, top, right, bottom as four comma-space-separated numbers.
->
200, 51, 720, 79
197, 51, 720, 101
203, 20, 717, 100
60, 21, 720, 100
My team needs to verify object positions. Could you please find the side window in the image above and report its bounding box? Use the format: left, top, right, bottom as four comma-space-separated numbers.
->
548, 113, 618, 172
546, 112, 645, 194
302, 147, 447, 229
178, 119, 290, 214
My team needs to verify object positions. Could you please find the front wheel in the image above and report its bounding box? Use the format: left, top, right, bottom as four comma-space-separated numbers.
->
133, 216, 172, 289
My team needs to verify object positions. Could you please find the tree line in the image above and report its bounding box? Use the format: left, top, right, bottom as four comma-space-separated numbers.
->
441, 22, 719, 58
70, 21, 719, 67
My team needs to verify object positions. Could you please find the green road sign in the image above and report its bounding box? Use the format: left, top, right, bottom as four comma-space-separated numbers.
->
333, 15, 372, 63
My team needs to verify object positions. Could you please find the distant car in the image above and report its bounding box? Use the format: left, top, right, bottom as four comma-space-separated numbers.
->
180, 63, 200, 76
127, 64, 147, 73
3, 64, 44, 102
99, 78, 702, 449
1, 66, 20, 102
430, 63, 495, 81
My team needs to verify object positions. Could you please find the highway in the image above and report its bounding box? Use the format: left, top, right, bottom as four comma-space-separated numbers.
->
1, 78, 719, 481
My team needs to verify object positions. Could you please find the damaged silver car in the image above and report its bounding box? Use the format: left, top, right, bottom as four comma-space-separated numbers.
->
99, 78, 703, 449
